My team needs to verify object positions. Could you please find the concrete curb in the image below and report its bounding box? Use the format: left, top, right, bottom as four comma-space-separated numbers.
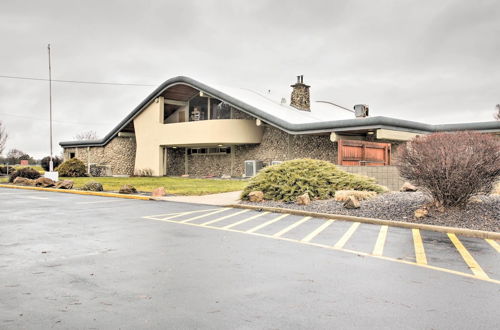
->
228, 203, 500, 240
0, 184, 152, 200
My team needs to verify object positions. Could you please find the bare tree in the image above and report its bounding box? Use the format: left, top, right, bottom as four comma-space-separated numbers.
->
494, 104, 500, 121
74, 130, 99, 141
0, 121, 7, 155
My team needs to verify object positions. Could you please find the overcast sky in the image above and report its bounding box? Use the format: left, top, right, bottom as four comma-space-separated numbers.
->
1, 0, 499, 158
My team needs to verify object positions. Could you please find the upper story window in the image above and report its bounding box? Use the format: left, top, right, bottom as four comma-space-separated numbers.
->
189, 96, 208, 121
210, 99, 231, 120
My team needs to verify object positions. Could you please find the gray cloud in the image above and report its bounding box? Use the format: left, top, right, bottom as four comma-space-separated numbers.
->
0, 0, 499, 158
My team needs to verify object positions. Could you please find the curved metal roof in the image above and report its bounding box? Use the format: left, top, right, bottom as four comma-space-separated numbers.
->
60, 76, 500, 148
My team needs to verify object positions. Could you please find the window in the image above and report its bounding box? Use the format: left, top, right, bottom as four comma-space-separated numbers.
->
187, 147, 231, 155
210, 99, 231, 120
69, 152, 76, 159
189, 96, 208, 121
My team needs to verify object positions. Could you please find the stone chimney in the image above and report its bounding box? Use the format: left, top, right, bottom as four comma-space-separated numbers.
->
290, 75, 310, 111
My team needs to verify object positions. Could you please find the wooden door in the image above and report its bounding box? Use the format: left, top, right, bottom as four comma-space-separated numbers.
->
338, 140, 391, 166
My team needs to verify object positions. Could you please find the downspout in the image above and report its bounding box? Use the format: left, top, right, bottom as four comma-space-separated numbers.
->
87, 147, 90, 175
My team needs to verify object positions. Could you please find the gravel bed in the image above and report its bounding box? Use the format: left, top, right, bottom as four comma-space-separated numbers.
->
240, 192, 500, 232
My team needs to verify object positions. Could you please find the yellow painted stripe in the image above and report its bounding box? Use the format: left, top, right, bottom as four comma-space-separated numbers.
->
246, 214, 289, 233
141, 215, 500, 285
198, 209, 250, 226
485, 239, 500, 253
273, 217, 311, 237
412, 229, 427, 265
148, 208, 221, 220
301, 220, 334, 243
178, 208, 230, 223
222, 212, 269, 229
448, 233, 489, 279
334, 222, 361, 249
372, 225, 389, 256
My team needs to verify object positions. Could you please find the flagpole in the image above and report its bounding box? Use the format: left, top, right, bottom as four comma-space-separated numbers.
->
48, 44, 53, 172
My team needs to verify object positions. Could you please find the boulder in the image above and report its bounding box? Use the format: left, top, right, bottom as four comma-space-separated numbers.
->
13, 177, 35, 186
296, 192, 311, 205
119, 184, 137, 194
343, 196, 360, 209
414, 208, 428, 219
248, 191, 264, 203
35, 177, 55, 187
400, 182, 418, 192
82, 181, 104, 192
152, 187, 166, 197
55, 180, 74, 189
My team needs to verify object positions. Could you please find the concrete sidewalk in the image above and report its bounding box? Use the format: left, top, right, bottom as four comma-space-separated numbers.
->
156, 190, 242, 206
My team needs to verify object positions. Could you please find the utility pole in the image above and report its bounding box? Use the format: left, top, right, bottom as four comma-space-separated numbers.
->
48, 44, 53, 172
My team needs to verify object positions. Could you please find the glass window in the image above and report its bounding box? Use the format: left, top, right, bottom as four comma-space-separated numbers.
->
189, 96, 208, 121
210, 99, 231, 120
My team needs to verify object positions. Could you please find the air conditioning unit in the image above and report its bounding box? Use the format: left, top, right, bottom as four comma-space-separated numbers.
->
244, 160, 263, 177
271, 161, 283, 166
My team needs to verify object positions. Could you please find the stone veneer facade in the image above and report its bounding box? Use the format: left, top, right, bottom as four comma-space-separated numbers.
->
63, 136, 136, 175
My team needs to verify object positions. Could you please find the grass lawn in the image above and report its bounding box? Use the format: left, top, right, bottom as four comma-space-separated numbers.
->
63, 177, 248, 195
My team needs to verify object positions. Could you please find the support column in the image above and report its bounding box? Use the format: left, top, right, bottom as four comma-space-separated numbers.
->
184, 148, 188, 175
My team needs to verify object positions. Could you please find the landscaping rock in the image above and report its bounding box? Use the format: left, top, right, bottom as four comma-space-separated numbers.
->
152, 187, 166, 197
400, 182, 418, 192
343, 196, 360, 209
55, 180, 74, 189
13, 177, 35, 186
221, 174, 231, 179
296, 192, 311, 205
248, 191, 264, 203
119, 184, 137, 194
82, 181, 104, 192
35, 177, 55, 187
181, 174, 190, 178
414, 208, 428, 218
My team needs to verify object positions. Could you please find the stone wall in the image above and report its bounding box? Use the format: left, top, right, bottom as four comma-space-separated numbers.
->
166, 148, 185, 176
63, 136, 136, 176
187, 154, 232, 177
337, 165, 405, 191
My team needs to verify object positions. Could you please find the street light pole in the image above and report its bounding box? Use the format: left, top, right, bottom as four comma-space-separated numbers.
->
48, 44, 53, 172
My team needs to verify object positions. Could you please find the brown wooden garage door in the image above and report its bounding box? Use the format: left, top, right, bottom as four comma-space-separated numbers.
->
338, 140, 391, 166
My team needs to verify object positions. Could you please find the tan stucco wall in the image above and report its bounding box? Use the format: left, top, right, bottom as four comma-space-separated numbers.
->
133, 97, 263, 175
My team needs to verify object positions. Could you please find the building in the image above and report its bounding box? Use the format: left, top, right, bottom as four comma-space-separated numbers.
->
60, 76, 500, 182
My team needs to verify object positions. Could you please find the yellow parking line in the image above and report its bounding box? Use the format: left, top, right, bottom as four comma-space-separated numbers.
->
334, 222, 360, 249
448, 233, 489, 279
301, 220, 334, 243
199, 209, 250, 226
372, 225, 389, 256
179, 208, 230, 223
273, 217, 311, 237
412, 229, 427, 265
485, 239, 500, 253
222, 212, 270, 229
246, 214, 289, 233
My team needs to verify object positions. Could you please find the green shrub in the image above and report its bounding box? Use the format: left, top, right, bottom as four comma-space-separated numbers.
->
56, 158, 87, 177
241, 159, 386, 202
8, 167, 41, 182
41, 156, 63, 171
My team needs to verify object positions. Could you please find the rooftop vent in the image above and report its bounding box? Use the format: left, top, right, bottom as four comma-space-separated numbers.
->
354, 104, 369, 118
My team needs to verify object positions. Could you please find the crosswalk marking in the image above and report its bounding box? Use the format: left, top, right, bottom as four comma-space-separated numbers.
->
372, 225, 388, 256
301, 220, 334, 243
273, 217, 311, 237
334, 222, 360, 249
179, 208, 230, 223
412, 229, 427, 265
222, 212, 270, 229
246, 214, 289, 233
485, 239, 500, 253
198, 209, 250, 226
448, 233, 489, 279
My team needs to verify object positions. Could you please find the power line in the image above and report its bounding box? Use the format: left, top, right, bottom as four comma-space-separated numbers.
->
0, 74, 155, 87
0, 112, 113, 126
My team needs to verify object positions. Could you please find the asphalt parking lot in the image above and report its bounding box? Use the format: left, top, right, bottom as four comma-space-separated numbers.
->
1, 187, 499, 329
